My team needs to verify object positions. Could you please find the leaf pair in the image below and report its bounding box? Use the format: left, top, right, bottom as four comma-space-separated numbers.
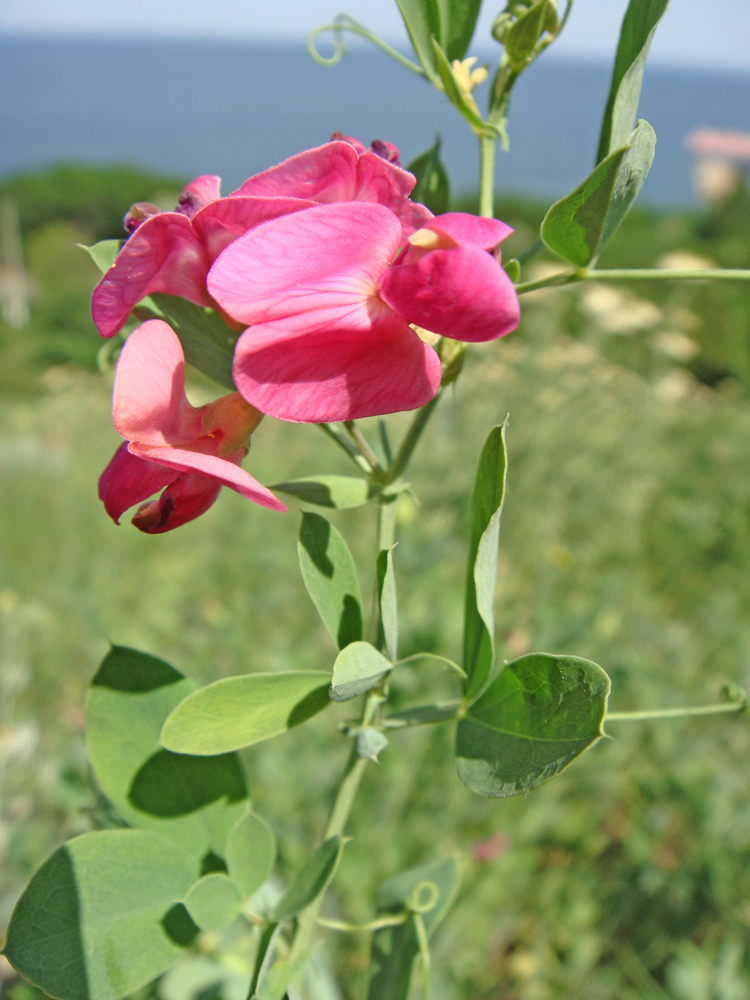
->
541, 0, 671, 268
457, 426, 610, 798
6, 647, 278, 1000
396, 0, 483, 80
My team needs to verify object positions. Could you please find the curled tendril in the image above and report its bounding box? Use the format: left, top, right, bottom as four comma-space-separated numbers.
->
307, 15, 427, 77
408, 879, 440, 914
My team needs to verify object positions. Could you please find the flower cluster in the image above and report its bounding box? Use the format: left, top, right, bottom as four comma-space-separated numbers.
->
95, 136, 520, 531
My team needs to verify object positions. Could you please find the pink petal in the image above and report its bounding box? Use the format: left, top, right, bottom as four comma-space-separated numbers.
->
98, 441, 178, 524
422, 213, 513, 249
232, 142, 360, 202
231, 316, 442, 423
130, 443, 287, 512
378, 245, 521, 343
92, 213, 210, 338
208, 202, 402, 329
176, 175, 222, 217
191, 195, 317, 260
112, 320, 200, 445
132, 473, 223, 533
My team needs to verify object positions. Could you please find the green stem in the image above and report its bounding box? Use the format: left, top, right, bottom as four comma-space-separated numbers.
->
317, 912, 408, 933
606, 702, 746, 722
344, 420, 383, 473
317, 423, 372, 473
307, 17, 427, 77
387, 393, 442, 485
479, 135, 496, 218
514, 267, 750, 296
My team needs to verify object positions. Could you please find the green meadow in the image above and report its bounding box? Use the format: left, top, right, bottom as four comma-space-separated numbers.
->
1, 165, 749, 999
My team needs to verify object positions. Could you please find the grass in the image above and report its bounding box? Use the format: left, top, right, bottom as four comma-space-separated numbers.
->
1, 168, 750, 1000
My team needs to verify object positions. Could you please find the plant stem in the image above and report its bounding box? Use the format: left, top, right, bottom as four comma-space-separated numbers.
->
514, 267, 750, 296
606, 702, 746, 722
397, 652, 467, 681
343, 420, 383, 473
387, 393, 442, 484
479, 135, 496, 218
317, 423, 372, 473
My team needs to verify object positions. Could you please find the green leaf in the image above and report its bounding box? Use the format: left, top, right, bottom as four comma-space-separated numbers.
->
463, 422, 508, 699
596, 0, 671, 161
395, 0, 443, 79
160, 956, 248, 1000
134, 293, 240, 390
225, 810, 276, 899
272, 475, 375, 509
356, 726, 389, 762
330, 641, 392, 702
4, 829, 200, 1000
271, 836, 345, 923
541, 119, 656, 267
183, 873, 243, 932
407, 136, 451, 216
504, 0, 549, 69
160, 671, 331, 755
439, 0, 484, 61
376, 547, 399, 662
431, 37, 492, 137
79, 239, 121, 275
456, 652, 611, 798
298, 512, 363, 649
367, 858, 460, 1000
86, 646, 247, 860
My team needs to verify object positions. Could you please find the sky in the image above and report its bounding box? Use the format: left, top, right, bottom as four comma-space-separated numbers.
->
0, 0, 749, 72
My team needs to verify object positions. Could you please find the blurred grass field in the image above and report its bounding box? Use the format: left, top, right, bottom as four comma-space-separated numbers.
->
1, 166, 750, 1000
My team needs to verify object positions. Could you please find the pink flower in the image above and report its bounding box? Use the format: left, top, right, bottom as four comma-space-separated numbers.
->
206, 204, 519, 423
98, 319, 286, 533
92, 137, 429, 340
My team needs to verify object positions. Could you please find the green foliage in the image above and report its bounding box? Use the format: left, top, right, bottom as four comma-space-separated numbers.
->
271, 836, 344, 922
4, 830, 200, 1000
134, 294, 240, 391
298, 512, 363, 649
407, 137, 451, 216
182, 873, 243, 932
272, 475, 375, 509
597, 0, 671, 161
78, 239, 121, 275
0, 164, 184, 240
431, 38, 495, 137
395, 0, 483, 73
86, 645, 247, 859
330, 641, 393, 701
503, 0, 550, 70
367, 857, 460, 1000
225, 810, 276, 898
456, 653, 611, 797
463, 422, 508, 698
542, 120, 656, 267
160, 671, 331, 754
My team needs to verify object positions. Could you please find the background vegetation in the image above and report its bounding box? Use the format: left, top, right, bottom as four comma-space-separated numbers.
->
1, 164, 749, 1000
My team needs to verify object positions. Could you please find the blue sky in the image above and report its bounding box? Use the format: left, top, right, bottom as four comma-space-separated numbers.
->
0, 0, 749, 71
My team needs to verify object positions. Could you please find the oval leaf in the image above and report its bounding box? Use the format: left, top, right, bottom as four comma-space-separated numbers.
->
442, 0, 483, 61
226, 810, 276, 899
271, 836, 345, 923
541, 119, 656, 267
463, 422, 508, 698
183, 873, 243, 932
5, 830, 200, 1000
298, 512, 363, 649
456, 653, 611, 798
272, 475, 374, 509
597, 0, 671, 161
79, 238, 121, 275
331, 640, 392, 702
395, 0, 443, 79
367, 857, 460, 1000
86, 646, 247, 860
161, 671, 331, 755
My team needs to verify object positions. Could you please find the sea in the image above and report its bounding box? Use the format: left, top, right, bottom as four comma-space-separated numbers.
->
1, 35, 749, 207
